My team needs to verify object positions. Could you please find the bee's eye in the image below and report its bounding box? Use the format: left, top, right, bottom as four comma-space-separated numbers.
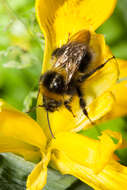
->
79, 51, 92, 73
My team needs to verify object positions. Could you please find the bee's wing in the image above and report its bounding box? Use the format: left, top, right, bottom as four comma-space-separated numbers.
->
52, 51, 81, 84
53, 45, 87, 84
52, 53, 67, 70
68, 30, 91, 44
52, 30, 90, 84
65, 59, 80, 84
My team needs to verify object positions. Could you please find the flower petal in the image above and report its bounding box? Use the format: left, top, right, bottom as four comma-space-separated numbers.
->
51, 151, 127, 190
36, 0, 117, 51
0, 136, 41, 162
27, 152, 50, 190
50, 130, 122, 173
108, 59, 127, 119
0, 99, 47, 159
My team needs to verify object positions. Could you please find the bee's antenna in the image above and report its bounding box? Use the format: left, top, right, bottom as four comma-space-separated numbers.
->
46, 111, 55, 139
27, 105, 55, 138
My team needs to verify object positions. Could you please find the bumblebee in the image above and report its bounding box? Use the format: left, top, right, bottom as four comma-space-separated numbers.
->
39, 30, 116, 137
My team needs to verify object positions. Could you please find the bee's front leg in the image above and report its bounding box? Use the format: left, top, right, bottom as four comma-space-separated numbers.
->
76, 86, 94, 124
64, 96, 75, 117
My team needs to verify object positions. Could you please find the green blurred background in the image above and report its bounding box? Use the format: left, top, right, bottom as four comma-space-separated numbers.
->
0, 0, 127, 189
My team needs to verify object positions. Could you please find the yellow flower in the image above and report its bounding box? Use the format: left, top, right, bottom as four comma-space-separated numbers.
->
1, 0, 127, 190
1, 99, 127, 190
36, 0, 127, 138
34, 0, 127, 189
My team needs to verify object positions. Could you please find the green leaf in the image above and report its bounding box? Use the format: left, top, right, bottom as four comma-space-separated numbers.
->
44, 168, 76, 190
111, 40, 127, 59
0, 153, 77, 190
0, 153, 31, 190
66, 180, 93, 190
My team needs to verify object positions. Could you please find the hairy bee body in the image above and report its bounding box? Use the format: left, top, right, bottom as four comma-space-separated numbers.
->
39, 30, 116, 122
39, 40, 91, 111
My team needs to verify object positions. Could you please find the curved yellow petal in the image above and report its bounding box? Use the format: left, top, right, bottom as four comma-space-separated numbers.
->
27, 160, 47, 190
50, 130, 122, 173
107, 59, 127, 119
51, 151, 127, 190
36, 0, 116, 55
0, 99, 47, 153
0, 136, 41, 162
27, 152, 50, 190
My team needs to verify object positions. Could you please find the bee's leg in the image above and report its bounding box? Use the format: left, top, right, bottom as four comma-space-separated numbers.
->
76, 87, 102, 135
77, 56, 115, 83
76, 86, 94, 124
64, 97, 75, 117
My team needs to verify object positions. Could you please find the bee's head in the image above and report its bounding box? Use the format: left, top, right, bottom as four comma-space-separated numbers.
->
40, 71, 66, 94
